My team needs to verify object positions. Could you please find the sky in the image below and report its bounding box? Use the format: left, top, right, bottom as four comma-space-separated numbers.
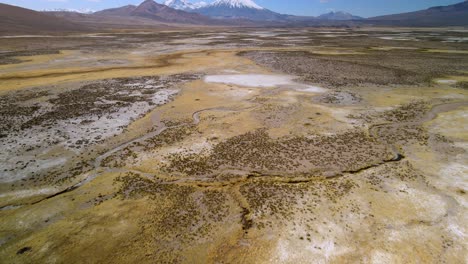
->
0, 0, 464, 17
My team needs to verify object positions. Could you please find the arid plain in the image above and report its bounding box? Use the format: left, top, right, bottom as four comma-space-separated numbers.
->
0, 28, 467, 263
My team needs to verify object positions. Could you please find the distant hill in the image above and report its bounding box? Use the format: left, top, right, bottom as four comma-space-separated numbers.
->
368, 1, 468, 26
318, 11, 363, 21
0, 3, 87, 34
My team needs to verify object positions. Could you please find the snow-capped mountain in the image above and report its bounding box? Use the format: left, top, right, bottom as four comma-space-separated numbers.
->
164, 0, 207, 11
194, 0, 287, 21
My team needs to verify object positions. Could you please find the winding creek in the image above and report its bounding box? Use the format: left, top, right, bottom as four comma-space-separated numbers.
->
3, 98, 466, 210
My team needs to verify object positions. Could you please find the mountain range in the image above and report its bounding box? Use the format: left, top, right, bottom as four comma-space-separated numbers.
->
1, 0, 467, 34
93, 0, 216, 25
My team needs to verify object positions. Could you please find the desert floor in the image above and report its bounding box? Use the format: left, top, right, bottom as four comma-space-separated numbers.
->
0, 28, 467, 263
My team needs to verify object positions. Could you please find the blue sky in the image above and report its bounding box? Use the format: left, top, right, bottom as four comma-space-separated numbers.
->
0, 0, 464, 17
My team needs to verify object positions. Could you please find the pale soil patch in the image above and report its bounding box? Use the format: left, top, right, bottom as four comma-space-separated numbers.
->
424, 49, 468, 54
204, 74, 327, 93
205, 74, 297, 88
435, 79, 457, 84
370, 46, 419, 51
426, 107, 468, 140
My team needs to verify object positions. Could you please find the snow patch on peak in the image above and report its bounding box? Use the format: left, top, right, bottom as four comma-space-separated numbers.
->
164, 0, 207, 10
193, 1, 209, 9
43, 8, 95, 14
211, 0, 264, 10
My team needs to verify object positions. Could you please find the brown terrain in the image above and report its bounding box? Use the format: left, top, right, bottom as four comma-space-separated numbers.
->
0, 27, 466, 263
0, 3, 87, 34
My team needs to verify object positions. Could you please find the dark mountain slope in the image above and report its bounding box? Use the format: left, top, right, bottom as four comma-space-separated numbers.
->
93, 5, 137, 16
0, 3, 87, 34
368, 1, 468, 26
